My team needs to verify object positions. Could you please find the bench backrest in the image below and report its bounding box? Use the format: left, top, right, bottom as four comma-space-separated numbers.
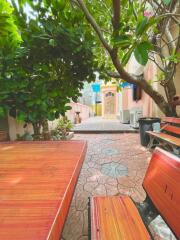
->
163, 117, 180, 125
143, 147, 180, 239
162, 124, 180, 136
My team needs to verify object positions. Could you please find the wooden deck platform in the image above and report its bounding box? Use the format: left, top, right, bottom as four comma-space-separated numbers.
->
0, 140, 87, 240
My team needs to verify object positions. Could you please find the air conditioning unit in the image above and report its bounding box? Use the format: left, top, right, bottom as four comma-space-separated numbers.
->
119, 110, 130, 123
130, 108, 143, 128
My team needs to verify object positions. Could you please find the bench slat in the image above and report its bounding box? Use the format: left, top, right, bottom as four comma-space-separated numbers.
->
163, 117, 180, 125
146, 131, 180, 147
162, 125, 180, 135
91, 196, 150, 240
143, 147, 180, 239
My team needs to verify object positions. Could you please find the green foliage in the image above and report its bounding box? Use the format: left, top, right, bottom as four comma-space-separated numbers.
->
162, 0, 172, 5
0, 0, 21, 51
134, 42, 152, 66
57, 118, 73, 132
73, 1, 161, 68
164, 53, 180, 64
52, 117, 73, 140
136, 17, 148, 36
0, 1, 96, 127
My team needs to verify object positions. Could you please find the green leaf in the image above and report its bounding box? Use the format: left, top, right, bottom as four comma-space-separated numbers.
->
113, 35, 132, 48
134, 41, 152, 66
47, 112, 55, 121
162, 0, 171, 5
142, 17, 160, 34
136, 17, 148, 36
65, 106, 72, 111
49, 39, 56, 47
121, 46, 135, 66
16, 112, 26, 122
0, 0, 22, 50
0, 107, 5, 117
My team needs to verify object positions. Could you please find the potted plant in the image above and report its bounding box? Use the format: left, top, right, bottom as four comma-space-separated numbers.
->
51, 117, 74, 140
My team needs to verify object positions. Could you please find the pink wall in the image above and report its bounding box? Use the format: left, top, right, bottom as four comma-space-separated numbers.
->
122, 61, 156, 117
66, 102, 90, 123
126, 88, 152, 117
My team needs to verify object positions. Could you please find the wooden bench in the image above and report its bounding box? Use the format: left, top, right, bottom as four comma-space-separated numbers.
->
146, 117, 180, 155
89, 147, 180, 240
163, 117, 180, 125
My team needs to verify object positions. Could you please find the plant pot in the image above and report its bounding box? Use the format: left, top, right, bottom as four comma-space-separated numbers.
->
65, 132, 74, 140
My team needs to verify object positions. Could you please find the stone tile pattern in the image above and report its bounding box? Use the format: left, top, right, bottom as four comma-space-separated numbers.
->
73, 117, 135, 131
62, 133, 151, 240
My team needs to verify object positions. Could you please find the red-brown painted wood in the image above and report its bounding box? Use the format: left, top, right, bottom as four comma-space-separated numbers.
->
0, 141, 87, 240
143, 147, 180, 239
162, 124, 180, 135
163, 117, 180, 125
91, 196, 151, 240
146, 131, 180, 147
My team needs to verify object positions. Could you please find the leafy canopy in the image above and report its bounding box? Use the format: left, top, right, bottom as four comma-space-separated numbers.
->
0, 0, 96, 124
0, 0, 21, 51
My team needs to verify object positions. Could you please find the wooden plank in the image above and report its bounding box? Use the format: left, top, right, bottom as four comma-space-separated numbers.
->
0, 141, 87, 240
143, 147, 180, 239
163, 117, 180, 125
146, 131, 180, 147
162, 125, 180, 135
91, 196, 150, 240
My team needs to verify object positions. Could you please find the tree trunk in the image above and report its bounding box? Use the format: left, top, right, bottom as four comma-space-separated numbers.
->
165, 79, 177, 116
42, 119, 51, 140
32, 122, 41, 140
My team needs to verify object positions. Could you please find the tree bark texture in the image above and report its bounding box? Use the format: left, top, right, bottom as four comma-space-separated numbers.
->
32, 122, 41, 140
42, 119, 51, 140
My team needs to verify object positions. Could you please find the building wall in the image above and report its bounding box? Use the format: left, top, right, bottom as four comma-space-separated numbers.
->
91, 104, 102, 116
150, 65, 180, 117
174, 65, 180, 115
120, 56, 155, 117
151, 22, 180, 117
101, 84, 118, 119
122, 49, 180, 118
127, 88, 152, 117
65, 102, 91, 122
8, 116, 34, 141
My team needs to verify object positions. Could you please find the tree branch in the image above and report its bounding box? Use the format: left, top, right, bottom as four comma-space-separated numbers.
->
76, 0, 112, 53
107, 71, 144, 81
107, 71, 121, 78
76, 0, 175, 116
112, 0, 120, 31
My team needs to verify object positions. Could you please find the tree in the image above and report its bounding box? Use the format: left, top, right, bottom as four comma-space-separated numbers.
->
73, 0, 180, 116
0, 0, 21, 50
0, 1, 96, 138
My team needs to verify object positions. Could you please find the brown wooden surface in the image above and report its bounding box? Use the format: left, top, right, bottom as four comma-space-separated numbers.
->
91, 196, 151, 240
163, 117, 180, 125
146, 131, 180, 147
162, 124, 180, 135
0, 141, 87, 240
143, 147, 180, 239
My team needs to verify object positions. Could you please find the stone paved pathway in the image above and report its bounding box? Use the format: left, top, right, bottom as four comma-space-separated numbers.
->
73, 117, 136, 132
62, 133, 151, 240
